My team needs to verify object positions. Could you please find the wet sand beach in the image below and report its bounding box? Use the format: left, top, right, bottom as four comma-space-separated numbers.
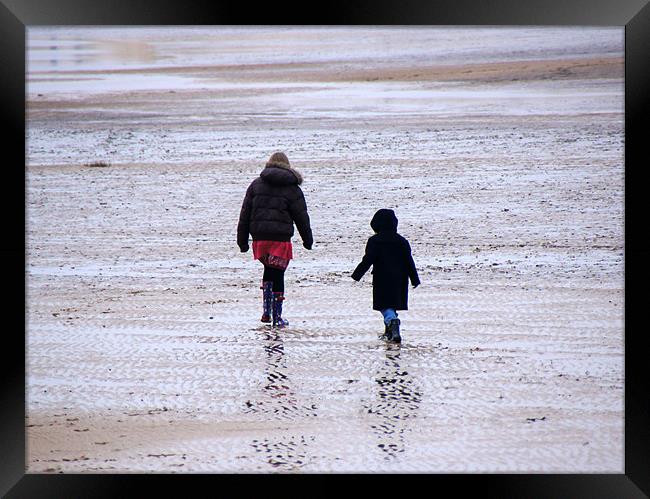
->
26, 27, 624, 472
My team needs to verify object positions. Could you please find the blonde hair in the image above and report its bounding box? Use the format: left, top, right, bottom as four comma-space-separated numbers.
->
266, 151, 290, 168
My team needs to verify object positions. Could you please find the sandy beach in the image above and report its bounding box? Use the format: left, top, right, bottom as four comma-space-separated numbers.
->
26, 27, 624, 473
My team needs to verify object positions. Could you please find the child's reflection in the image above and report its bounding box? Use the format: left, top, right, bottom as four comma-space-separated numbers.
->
366, 344, 422, 460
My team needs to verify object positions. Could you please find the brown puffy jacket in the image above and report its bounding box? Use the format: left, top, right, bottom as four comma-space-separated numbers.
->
237, 162, 313, 251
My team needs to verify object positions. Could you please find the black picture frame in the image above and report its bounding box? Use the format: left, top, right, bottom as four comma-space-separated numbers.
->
4, 0, 648, 496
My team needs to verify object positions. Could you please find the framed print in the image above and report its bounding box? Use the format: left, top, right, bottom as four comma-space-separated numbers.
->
3, 0, 649, 496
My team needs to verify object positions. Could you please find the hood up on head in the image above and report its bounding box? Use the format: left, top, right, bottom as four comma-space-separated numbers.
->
370, 208, 398, 233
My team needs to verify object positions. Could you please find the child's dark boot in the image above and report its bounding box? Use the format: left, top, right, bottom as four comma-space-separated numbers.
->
272, 292, 289, 328
380, 321, 391, 341
388, 318, 401, 343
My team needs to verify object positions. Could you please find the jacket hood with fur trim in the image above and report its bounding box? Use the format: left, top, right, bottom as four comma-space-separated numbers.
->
260, 162, 304, 186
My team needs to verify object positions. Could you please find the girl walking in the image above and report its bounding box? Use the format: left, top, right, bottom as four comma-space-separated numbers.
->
237, 152, 313, 327
351, 209, 420, 343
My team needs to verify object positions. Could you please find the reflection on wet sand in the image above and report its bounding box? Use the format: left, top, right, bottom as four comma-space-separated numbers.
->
247, 329, 317, 470
25, 26, 624, 472
97, 40, 158, 65
250, 434, 315, 470
33, 36, 157, 72
366, 344, 423, 461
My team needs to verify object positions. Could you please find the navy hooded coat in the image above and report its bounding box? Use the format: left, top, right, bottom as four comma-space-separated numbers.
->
351, 209, 420, 311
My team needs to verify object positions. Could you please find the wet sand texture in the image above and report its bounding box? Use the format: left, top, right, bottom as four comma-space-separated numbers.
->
26, 27, 624, 472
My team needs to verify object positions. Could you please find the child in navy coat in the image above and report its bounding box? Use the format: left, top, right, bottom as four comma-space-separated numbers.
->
351, 209, 420, 343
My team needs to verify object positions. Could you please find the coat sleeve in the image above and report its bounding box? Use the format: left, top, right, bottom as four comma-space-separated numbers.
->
403, 239, 420, 286
237, 183, 253, 250
288, 186, 313, 248
351, 238, 377, 281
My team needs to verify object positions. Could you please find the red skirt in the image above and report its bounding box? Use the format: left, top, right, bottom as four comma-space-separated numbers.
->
252, 240, 293, 270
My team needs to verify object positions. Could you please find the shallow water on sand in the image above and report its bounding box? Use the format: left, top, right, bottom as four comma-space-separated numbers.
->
26, 27, 623, 472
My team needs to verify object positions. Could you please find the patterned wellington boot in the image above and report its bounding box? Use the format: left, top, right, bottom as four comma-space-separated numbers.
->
272, 292, 289, 328
388, 318, 401, 343
260, 281, 273, 323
